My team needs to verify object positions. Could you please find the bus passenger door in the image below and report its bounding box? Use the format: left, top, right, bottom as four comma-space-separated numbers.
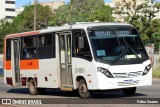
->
11, 39, 21, 86
58, 32, 73, 90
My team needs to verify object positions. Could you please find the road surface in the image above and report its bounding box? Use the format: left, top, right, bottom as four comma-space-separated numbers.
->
0, 78, 159, 107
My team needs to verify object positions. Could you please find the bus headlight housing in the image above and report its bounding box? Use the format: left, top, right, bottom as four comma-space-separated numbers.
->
142, 64, 152, 76
97, 67, 114, 78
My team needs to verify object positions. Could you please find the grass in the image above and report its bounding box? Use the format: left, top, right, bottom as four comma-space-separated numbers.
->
0, 74, 3, 78
153, 66, 160, 79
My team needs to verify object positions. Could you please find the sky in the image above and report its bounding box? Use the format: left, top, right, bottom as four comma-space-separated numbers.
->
16, 0, 111, 8
16, 0, 160, 8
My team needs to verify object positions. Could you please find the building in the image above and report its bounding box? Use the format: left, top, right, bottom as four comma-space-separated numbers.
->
38, 1, 64, 12
15, 6, 25, 16
0, 0, 16, 20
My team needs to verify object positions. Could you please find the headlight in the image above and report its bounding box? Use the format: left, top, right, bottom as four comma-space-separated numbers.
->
142, 64, 152, 76
97, 67, 114, 78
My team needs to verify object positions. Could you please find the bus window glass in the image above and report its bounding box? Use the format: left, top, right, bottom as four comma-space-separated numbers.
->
22, 36, 37, 59
37, 33, 53, 59
88, 27, 148, 64
6, 39, 11, 60
23, 37, 36, 47
73, 30, 92, 61
38, 34, 52, 46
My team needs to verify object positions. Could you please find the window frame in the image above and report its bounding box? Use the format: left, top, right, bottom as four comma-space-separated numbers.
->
72, 29, 92, 62
37, 33, 55, 59
6, 39, 11, 61
21, 35, 38, 60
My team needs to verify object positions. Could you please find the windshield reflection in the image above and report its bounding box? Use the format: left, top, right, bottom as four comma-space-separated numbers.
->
88, 27, 149, 65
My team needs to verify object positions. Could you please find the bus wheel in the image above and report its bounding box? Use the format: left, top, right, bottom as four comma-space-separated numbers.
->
78, 79, 91, 99
28, 79, 38, 95
37, 88, 46, 95
122, 87, 136, 97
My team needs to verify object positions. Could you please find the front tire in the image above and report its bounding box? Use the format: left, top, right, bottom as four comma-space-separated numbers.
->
28, 79, 38, 95
78, 79, 91, 99
123, 87, 136, 97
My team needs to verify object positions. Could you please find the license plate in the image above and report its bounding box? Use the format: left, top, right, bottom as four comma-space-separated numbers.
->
124, 80, 133, 84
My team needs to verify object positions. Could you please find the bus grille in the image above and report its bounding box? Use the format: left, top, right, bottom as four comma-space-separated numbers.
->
113, 71, 142, 78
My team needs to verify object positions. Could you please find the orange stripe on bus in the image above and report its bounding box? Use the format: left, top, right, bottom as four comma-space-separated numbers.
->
20, 59, 39, 70
6, 61, 11, 70
6, 31, 40, 39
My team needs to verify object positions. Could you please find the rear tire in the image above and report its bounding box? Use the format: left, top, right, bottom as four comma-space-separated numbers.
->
28, 79, 38, 95
123, 87, 136, 97
78, 79, 91, 99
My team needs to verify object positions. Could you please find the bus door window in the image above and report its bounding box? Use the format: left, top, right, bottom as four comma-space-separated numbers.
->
6, 39, 11, 60
73, 30, 92, 61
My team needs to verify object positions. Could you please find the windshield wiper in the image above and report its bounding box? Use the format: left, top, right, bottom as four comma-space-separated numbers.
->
111, 50, 127, 63
122, 38, 141, 61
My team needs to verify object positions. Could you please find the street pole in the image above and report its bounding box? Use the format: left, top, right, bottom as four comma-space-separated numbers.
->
34, 0, 37, 31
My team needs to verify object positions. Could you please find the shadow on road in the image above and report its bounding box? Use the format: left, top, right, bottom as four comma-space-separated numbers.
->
6, 88, 146, 98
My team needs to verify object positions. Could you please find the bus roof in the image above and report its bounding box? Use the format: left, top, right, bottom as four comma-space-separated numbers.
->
5, 22, 133, 38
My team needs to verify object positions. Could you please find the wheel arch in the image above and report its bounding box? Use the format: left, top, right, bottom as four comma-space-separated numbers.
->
27, 77, 37, 87
76, 76, 87, 89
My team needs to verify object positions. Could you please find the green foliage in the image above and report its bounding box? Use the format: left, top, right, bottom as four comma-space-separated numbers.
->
13, 4, 54, 32
115, 0, 160, 42
0, 74, 3, 78
0, 1, 113, 52
50, 0, 113, 26
0, 4, 54, 52
0, 19, 15, 53
153, 66, 160, 78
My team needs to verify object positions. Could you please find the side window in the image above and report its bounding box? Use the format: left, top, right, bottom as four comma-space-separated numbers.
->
22, 36, 37, 59
6, 39, 11, 61
37, 33, 54, 59
73, 30, 92, 61
38, 34, 52, 46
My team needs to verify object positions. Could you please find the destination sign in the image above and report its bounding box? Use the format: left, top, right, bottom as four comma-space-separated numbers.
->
93, 30, 131, 37
116, 30, 130, 36
94, 31, 112, 37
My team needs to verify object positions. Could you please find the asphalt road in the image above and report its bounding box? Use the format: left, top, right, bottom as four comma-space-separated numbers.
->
0, 78, 159, 106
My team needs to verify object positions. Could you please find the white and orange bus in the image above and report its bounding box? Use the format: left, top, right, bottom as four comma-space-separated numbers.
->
3, 22, 152, 98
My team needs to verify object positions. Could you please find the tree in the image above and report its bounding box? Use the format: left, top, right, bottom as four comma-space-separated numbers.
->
12, 4, 54, 32
0, 19, 15, 52
0, 4, 54, 52
50, 0, 114, 26
149, 21, 160, 51
115, 0, 160, 41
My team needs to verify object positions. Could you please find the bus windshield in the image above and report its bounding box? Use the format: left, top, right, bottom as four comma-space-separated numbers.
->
88, 27, 149, 65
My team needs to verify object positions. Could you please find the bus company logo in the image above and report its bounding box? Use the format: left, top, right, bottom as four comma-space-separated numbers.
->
2, 99, 11, 104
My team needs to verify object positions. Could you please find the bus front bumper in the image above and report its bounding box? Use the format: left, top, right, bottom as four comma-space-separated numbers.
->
91, 72, 152, 90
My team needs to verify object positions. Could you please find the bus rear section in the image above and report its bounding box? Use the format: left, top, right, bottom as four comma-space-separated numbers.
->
3, 30, 75, 95
3, 32, 57, 87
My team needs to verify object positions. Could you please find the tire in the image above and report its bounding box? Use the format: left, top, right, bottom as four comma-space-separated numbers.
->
28, 79, 39, 95
37, 88, 46, 95
78, 79, 91, 99
122, 87, 136, 97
